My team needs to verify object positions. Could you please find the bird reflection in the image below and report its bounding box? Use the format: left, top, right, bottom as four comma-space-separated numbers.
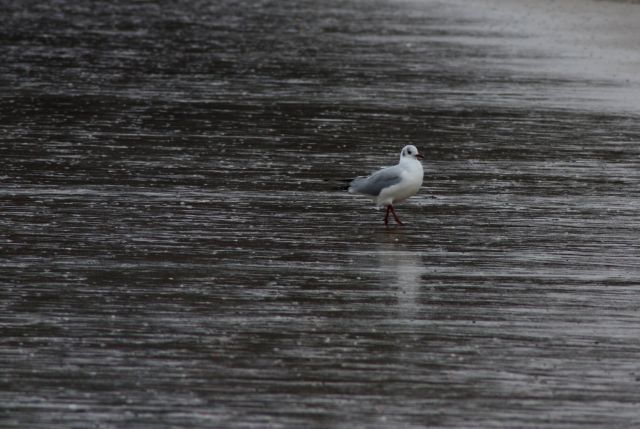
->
375, 236, 426, 318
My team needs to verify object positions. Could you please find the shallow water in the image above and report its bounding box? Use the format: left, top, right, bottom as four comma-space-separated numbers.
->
3, 0, 640, 428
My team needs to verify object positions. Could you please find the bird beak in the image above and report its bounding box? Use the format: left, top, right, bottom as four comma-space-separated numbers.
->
416, 153, 424, 160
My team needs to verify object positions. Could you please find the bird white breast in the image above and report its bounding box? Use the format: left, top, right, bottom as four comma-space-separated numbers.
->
376, 159, 423, 206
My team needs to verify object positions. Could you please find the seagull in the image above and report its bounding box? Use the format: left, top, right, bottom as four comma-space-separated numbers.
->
348, 145, 424, 225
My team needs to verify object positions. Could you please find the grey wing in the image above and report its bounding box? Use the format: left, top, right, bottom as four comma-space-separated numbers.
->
348, 165, 403, 196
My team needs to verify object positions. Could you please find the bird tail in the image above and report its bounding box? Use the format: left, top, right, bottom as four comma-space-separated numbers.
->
326, 178, 354, 191
346, 176, 366, 193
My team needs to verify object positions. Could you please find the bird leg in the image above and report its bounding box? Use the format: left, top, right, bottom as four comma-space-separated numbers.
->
384, 205, 391, 225
389, 205, 403, 225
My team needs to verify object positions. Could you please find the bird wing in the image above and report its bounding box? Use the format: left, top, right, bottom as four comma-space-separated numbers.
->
348, 165, 403, 196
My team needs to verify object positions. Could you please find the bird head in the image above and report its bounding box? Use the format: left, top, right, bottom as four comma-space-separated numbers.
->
400, 145, 424, 161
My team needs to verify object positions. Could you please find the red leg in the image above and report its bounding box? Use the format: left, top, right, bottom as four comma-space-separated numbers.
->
389, 205, 403, 225
384, 205, 390, 225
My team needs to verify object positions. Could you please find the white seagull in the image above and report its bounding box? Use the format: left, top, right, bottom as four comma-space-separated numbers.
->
348, 145, 424, 225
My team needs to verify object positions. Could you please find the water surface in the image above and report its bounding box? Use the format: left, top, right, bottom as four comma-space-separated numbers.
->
3, 0, 640, 428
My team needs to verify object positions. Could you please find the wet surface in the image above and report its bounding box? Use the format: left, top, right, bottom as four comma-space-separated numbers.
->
3, 0, 640, 427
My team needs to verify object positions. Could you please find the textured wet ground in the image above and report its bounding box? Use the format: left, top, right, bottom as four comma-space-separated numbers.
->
3, 0, 640, 427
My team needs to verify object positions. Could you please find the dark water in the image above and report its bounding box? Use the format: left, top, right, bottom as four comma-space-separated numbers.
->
3, 0, 640, 427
